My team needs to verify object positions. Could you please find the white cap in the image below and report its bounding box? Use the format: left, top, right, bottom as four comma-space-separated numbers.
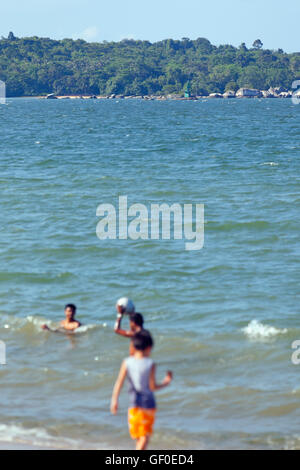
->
116, 297, 135, 314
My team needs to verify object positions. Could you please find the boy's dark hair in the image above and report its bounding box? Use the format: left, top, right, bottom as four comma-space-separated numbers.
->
132, 330, 153, 351
129, 312, 144, 328
65, 304, 77, 315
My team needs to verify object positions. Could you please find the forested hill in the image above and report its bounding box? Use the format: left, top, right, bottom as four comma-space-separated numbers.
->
0, 33, 299, 97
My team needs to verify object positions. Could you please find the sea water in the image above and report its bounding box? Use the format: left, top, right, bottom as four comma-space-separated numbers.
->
0, 98, 299, 449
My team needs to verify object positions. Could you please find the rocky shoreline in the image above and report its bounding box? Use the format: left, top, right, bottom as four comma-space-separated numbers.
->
43, 87, 299, 101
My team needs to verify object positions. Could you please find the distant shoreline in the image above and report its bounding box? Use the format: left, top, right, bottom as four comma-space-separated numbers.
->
12, 88, 297, 101
2, 36, 299, 102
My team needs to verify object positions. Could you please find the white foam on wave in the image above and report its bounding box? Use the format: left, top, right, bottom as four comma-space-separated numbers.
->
26, 315, 56, 330
26, 316, 105, 334
0, 314, 54, 332
242, 320, 288, 341
0, 423, 81, 449
75, 323, 106, 334
0, 313, 106, 335
260, 162, 279, 166
283, 435, 300, 451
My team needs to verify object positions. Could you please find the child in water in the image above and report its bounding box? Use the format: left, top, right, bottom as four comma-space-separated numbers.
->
114, 298, 146, 355
114, 311, 144, 338
42, 304, 81, 332
111, 330, 173, 450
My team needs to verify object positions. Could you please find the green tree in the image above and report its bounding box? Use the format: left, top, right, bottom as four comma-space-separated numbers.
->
225, 81, 238, 92
239, 43, 248, 51
252, 39, 263, 50
0, 34, 296, 97
8, 31, 16, 41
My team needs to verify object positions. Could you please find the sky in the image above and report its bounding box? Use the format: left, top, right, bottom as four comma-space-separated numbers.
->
0, 0, 299, 52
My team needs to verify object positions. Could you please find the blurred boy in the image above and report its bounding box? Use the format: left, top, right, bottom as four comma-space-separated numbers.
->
111, 331, 173, 450
42, 304, 81, 332
114, 311, 144, 338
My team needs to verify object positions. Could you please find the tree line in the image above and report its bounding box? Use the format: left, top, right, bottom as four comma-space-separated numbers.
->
0, 33, 300, 97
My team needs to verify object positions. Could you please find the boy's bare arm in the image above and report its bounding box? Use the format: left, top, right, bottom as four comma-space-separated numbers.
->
114, 314, 134, 337
111, 360, 127, 414
149, 364, 173, 391
41, 324, 61, 333
42, 321, 81, 333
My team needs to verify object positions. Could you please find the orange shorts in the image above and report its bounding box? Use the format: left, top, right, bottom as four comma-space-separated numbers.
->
128, 407, 156, 439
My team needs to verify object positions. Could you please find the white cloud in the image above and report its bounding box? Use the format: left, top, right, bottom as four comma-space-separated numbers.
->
73, 26, 100, 42
120, 34, 136, 41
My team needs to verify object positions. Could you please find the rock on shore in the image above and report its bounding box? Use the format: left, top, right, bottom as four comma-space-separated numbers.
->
209, 93, 223, 98
41, 87, 297, 101
223, 90, 236, 98
236, 88, 262, 98
45, 93, 58, 99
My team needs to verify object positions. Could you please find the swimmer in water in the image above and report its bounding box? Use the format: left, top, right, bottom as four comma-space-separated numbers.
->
114, 305, 148, 355
42, 304, 81, 332
114, 311, 144, 338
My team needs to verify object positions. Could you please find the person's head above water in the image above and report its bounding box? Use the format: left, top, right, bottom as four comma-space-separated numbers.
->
129, 312, 144, 332
65, 304, 77, 320
41, 303, 80, 332
132, 330, 153, 352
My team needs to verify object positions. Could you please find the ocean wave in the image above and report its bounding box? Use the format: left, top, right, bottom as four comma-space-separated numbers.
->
283, 436, 300, 450
260, 162, 279, 166
0, 313, 53, 333
0, 313, 105, 335
206, 220, 270, 232
0, 423, 85, 449
0, 271, 74, 283
242, 320, 288, 341
75, 323, 106, 334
